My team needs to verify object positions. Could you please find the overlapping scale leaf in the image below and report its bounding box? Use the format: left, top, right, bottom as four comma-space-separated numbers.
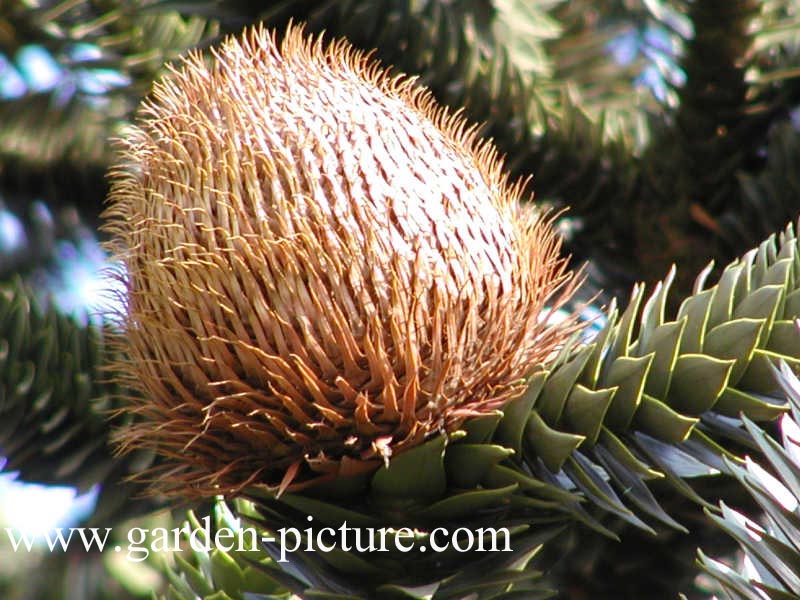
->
161, 503, 288, 600
0, 277, 158, 525
163, 494, 560, 600
160, 413, 567, 598
698, 361, 800, 599
500, 220, 799, 534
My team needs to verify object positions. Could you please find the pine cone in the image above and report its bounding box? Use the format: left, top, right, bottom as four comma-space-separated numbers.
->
103, 24, 579, 498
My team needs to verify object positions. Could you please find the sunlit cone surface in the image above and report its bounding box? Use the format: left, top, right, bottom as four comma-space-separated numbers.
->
104, 24, 580, 498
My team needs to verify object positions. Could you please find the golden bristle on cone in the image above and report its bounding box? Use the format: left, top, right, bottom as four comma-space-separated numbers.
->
103, 23, 583, 499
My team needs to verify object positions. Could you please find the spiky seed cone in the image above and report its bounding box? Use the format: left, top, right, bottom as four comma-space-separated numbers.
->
104, 24, 580, 498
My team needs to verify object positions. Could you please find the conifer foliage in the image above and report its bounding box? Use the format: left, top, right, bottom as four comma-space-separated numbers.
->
0, 1, 799, 599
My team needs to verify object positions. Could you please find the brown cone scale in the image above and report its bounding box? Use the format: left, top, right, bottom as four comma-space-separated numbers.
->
104, 24, 580, 498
